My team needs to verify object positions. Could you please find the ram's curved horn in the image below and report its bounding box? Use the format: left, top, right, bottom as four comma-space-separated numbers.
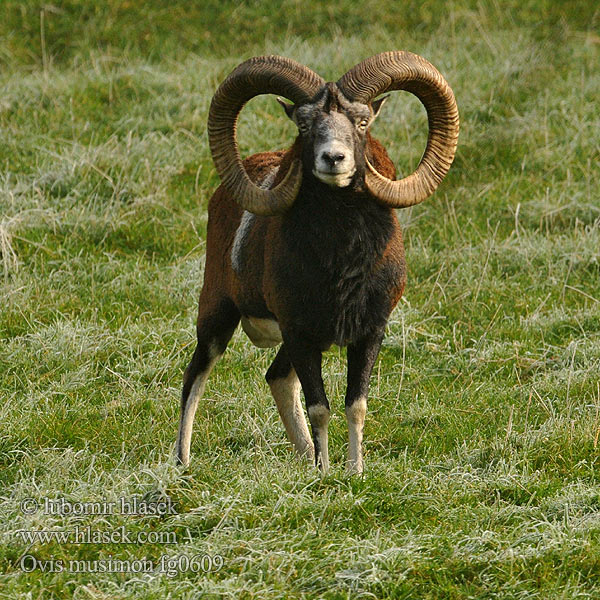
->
208, 55, 324, 216
337, 51, 459, 208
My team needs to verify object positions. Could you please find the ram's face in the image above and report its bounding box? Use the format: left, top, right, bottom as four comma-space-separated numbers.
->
279, 83, 386, 188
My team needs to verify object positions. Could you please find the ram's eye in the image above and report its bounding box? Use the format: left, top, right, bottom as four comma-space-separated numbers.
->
357, 119, 369, 130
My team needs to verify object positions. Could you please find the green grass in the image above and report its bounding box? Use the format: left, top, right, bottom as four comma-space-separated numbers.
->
1, 0, 600, 597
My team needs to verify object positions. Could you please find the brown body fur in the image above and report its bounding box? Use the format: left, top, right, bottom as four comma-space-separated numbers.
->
199, 134, 405, 334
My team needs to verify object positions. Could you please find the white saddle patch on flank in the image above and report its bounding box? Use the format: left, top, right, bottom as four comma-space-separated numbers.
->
231, 210, 255, 274
231, 167, 277, 274
241, 317, 282, 348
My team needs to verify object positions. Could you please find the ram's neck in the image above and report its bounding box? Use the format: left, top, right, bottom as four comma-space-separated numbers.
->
282, 176, 396, 268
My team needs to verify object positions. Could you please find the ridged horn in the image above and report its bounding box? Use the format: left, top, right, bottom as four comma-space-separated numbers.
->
208, 55, 324, 216
337, 51, 459, 208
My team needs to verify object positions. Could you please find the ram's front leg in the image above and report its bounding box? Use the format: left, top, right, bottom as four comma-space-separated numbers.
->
345, 329, 385, 474
283, 334, 330, 472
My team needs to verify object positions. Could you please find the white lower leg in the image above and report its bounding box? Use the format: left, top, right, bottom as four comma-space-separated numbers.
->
345, 396, 367, 474
176, 351, 219, 466
269, 370, 314, 460
308, 404, 330, 473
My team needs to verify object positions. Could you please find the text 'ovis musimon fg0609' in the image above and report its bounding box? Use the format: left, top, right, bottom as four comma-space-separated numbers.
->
176, 52, 459, 474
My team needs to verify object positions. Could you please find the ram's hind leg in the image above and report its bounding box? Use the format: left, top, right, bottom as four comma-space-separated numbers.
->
176, 297, 240, 466
266, 346, 314, 460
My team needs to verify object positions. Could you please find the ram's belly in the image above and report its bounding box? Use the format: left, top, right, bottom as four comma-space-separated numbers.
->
241, 316, 283, 348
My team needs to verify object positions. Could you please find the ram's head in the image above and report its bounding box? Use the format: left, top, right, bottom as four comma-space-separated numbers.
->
208, 52, 459, 216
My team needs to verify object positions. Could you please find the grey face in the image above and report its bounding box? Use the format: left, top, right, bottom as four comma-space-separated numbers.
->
279, 83, 386, 188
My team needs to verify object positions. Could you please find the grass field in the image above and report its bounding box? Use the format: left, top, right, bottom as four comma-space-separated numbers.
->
1, 1, 599, 598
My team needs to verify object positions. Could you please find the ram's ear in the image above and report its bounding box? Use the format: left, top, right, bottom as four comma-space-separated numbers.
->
276, 97, 296, 120
371, 94, 389, 119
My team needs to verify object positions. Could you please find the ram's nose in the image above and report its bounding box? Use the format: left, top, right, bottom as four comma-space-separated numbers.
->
320, 151, 346, 169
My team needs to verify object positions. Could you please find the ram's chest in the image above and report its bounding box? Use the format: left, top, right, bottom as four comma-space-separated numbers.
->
273, 230, 405, 346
